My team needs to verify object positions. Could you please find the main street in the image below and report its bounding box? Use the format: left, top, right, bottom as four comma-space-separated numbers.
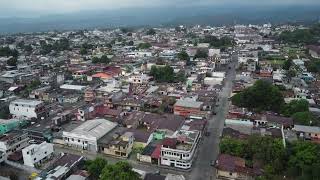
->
54, 54, 238, 180
189, 54, 237, 180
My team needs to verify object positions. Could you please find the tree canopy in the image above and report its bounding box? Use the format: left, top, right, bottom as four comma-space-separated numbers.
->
177, 50, 190, 60
100, 161, 140, 180
0, 46, 18, 57
231, 80, 284, 112
92, 55, 111, 64
150, 65, 186, 83
146, 28, 156, 35
220, 135, 320, 179
279, 24, 320, 44
137, 43, 151, 49
200, 35, 233, 48
85, 157, 108, 179
85, 158, 140, 180
281, 99, 309, 117
194, 49, 208, 59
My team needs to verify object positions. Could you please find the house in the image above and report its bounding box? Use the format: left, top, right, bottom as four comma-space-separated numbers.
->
137, 143, 161, 165
307, 45, 320, 59
215, 154, 260, 180
62, 119, 117, 152
36, 154, 84, 180
174, 98, 204, 117
160, 130, 200, 169
264, 114, 293, 129
0, 118, 28, 135
100, 132, 134, 158
0, 130, 29, 157
9, 99, 48, 119
22, 142, 54, 167
293, 125, 320, 141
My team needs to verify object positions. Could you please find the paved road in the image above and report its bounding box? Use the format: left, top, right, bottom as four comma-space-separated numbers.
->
189, 55, 237, 180
54, 145, 187, 177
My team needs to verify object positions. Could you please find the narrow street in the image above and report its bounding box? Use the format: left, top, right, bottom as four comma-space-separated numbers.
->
189, 55, 237, 180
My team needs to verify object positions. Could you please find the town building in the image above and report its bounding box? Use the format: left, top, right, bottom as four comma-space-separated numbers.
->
63, 119, 117, 152
160, 130, 200, 169
100, 132, 134, 158
9, 99, 47, 119
0, 130, 29, 157
22, 142, 54, 167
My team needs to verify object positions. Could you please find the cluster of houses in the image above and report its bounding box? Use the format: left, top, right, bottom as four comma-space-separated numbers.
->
214, 24, 320, 180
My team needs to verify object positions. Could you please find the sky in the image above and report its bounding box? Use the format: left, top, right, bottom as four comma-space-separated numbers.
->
1, 0, 320, 17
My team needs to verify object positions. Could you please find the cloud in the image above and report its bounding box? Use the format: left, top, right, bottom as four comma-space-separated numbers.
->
1, 0, 320, 17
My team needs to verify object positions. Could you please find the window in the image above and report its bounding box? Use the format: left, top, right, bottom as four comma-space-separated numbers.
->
27, 151, 29, 154
229, 172, 233, 176
34, 158, 36, 161
72, 138, 74, 141
45, 151, 47, 154
78, 140, 80, 143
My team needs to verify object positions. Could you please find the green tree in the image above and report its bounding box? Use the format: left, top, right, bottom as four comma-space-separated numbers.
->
194, 49, 208, 59
85, 157, 108, 179
92, 55, 111, 64
7, 57, 17, 66
0, 106, 10, 119
150, 65, 175, 83
0, 46, 18, 57
291, 111, 314, 125
177, 51, 190, 60
146, 28, 156, 35
287, 141, 320, 179
231, 80, 284, 112
80, 47, 87, 55
137, 43, 151, 49
281, 99, 309, 116
220, 137, 247, 157
283, 59, 293, 70
100, 161, 140, 180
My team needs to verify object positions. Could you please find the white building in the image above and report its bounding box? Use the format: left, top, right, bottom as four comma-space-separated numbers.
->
128, 74, 151, 84
22, 142, 54, 167
160, 130, 200, 169
0, 131, 29, 158
9, 99, 47, 119
62, 119, 117, 152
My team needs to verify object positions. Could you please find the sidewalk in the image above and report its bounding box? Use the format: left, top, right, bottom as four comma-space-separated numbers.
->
54, 144, 190, 177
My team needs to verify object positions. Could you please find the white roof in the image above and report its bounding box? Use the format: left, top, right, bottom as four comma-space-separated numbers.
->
175, 99, 203, 109
60, 84, 87, 91
294, 125, 320, 133
65, 119, 117, 139
11, 99, 43, 106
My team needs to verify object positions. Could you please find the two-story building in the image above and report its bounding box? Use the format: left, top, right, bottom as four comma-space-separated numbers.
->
22, 142, 54, 167
9, 99, 48, 120
160, 130, 200, 169
100, 132, 134, 158
0, 130, 29, 157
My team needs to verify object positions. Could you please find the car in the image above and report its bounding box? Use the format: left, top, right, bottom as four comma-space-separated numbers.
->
210, 160, 216, 166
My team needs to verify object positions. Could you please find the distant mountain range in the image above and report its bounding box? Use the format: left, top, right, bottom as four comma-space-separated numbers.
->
1, 4, 320, 34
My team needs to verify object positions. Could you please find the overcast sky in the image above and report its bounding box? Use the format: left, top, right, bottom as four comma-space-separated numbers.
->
1, 0, 320, 17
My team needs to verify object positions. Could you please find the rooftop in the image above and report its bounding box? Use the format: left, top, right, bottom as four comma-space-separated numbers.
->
174, 99, 203, 109
10, 99, 43, 107
66, 119, 117, 139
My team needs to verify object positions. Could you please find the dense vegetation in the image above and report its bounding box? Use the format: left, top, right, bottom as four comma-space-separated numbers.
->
85, 158, 140, 180
231, 80, 284, 112
0, 46, 19, 57
40, 38, 70, 54
150, 65, 186, 83
200, 35, 233, 49
194, 49, 208, 59
279, 24, 320, 44
92, 55, 111, 64
220, 136, 320, 180
176, 50, 191, 65
137, 42, 152, 49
